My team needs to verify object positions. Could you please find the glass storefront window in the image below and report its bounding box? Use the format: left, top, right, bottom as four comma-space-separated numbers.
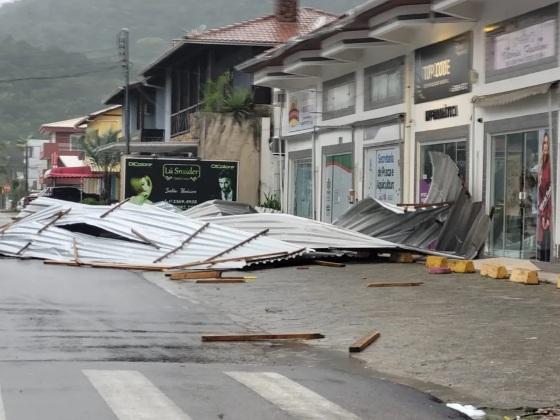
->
322, 153, 353, 223
419, 140, 467, 202
489, 130, 540, 259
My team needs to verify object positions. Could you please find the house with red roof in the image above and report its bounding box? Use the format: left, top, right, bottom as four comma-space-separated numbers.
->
103, 0, 335, 205
105, 0, 335, 145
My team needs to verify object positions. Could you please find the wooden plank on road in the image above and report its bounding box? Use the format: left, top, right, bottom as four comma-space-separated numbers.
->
367, 282, 423, 288
349, 331, 380, 353
202, 333, 325, 342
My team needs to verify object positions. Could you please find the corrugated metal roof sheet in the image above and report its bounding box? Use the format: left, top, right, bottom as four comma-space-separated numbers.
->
2, 198, 306, 269
198, 213, 397, 250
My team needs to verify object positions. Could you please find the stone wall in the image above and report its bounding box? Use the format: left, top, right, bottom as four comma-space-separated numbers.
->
200, 113, 261, 205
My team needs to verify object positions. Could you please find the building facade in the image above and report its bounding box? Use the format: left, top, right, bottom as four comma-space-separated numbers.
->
240, 0, 560, 261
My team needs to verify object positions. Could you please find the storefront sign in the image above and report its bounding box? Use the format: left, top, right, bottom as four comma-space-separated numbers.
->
288, 90, 315, 132
122, 157, 238, 210
494, 20, 556, 70
415, 33, 472, 104
365, 147, 401, 204
425, 106, 458, 121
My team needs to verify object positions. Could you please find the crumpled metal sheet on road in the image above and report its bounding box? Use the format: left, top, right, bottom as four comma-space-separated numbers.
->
335, 151, 490, 259
199, 213, 398, 250
0, 198, 306, 269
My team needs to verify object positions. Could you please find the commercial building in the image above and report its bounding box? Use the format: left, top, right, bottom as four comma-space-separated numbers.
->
239, 0, 560, 262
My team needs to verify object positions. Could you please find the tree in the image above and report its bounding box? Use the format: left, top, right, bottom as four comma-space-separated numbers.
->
81, 129, 121, 202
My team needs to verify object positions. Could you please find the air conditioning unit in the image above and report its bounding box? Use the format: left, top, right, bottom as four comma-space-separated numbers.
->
269, 137, 285, 156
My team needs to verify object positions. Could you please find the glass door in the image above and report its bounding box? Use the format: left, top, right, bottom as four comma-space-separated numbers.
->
293, 158, 312, 219
322, 153, 353, 223
489, 131, 539, 259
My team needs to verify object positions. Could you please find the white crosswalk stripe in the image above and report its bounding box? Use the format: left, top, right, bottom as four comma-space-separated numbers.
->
83, 370, 192, 420
226, 371, 361, 420
0, 384, 6, 420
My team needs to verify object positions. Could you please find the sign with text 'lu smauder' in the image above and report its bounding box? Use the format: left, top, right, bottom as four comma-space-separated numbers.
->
122, 157, 239, 210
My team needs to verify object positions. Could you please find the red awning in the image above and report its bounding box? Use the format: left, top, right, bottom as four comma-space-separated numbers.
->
45, 166, 103, 179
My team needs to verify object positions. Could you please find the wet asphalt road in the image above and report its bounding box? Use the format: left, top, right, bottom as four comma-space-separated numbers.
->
0, 259, 468, 419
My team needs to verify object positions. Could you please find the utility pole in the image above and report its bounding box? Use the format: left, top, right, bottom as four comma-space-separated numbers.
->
24, 140, 29, 196
118, 28, 131, 155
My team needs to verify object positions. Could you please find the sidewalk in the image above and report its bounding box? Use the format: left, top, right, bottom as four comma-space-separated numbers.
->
146, 261, 560, 410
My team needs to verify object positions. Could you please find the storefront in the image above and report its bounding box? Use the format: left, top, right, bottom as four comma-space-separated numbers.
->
322, 144, 353, 223
483, 112, 557, 261
289, 150, 313, 219
362, 118, 403, 205
413, 32, 473, 202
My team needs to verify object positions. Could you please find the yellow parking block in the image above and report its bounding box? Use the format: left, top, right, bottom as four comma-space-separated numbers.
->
448, 260, 475, 273
425, 256, 448, 269
481, 263, 509, 279
510, 268, 539, 285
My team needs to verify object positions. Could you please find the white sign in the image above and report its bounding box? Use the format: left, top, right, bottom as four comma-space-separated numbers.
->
365, 147, 401, 204
287, 90, 314, 132
494, 19, 556, 70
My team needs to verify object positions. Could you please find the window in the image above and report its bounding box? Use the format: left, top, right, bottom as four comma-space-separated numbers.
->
69, 134, 84, 151
419, 140, 466, 202
322, 73, 355, 120
485, 4, 558, 82
364, 57, 404, 110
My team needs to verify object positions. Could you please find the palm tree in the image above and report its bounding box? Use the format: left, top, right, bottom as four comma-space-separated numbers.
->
81, 129, 121, 202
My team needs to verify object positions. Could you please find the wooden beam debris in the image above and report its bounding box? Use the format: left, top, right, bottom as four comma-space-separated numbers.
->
100, 198, 130, 219
367, 282, 423, 288
37, 208, 71, 234
202, 333, 325, 342
153, 222, 210, 263
204, 229, 270, 262
349, 331, 381, 353
131, 229, 161, 250
313, 260, 346, 268
194, 279, 247, 284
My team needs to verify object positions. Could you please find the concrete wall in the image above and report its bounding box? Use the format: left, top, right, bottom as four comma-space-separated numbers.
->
199, 113, 261, 205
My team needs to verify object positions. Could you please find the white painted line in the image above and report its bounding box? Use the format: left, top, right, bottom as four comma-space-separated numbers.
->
226, 371, 361, 420
83, 370, 191, 420
0, 384, 6, 420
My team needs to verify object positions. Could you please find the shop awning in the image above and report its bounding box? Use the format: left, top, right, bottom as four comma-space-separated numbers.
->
472, 82, 554, 107
59, 155, 86, 167
45, 166, 102, 179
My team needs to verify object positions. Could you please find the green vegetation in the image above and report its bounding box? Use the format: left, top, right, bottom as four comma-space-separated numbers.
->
261, 192, 281, 211
203, 72, 254, 124
81, 129, 121, 201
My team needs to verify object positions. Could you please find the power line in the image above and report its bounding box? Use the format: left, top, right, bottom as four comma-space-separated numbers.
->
0, 65, 121, 83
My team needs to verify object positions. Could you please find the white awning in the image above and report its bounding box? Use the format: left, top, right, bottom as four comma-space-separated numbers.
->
472, 83, 554, 107
59, 155, 86, 167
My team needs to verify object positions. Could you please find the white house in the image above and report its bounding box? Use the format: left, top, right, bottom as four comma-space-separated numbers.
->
239, 0, 560, 262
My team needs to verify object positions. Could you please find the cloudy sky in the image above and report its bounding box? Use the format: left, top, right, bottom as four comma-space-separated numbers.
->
0, 0, 16, 5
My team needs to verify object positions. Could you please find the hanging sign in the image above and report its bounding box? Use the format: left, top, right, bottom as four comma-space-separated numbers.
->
415, 33, 472, 104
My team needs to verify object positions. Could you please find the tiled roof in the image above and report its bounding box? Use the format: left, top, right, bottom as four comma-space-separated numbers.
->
186, 8, 337, 45
40, 117, 86, 133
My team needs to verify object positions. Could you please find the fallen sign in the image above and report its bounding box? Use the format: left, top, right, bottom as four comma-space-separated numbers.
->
201, 333, 325, 342
349, 331, 381, 353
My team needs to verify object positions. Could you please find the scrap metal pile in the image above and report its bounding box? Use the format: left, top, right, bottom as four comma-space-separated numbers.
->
0, 198, 309, 270
0, 152, 489, 268
0, 197, 397, 270
335, 152, 490, 259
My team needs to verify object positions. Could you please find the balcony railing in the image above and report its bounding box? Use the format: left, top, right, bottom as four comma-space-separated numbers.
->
170, 102, 203, 137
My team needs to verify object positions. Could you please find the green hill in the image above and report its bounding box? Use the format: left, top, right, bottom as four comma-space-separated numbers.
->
0, 0, 364, 141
